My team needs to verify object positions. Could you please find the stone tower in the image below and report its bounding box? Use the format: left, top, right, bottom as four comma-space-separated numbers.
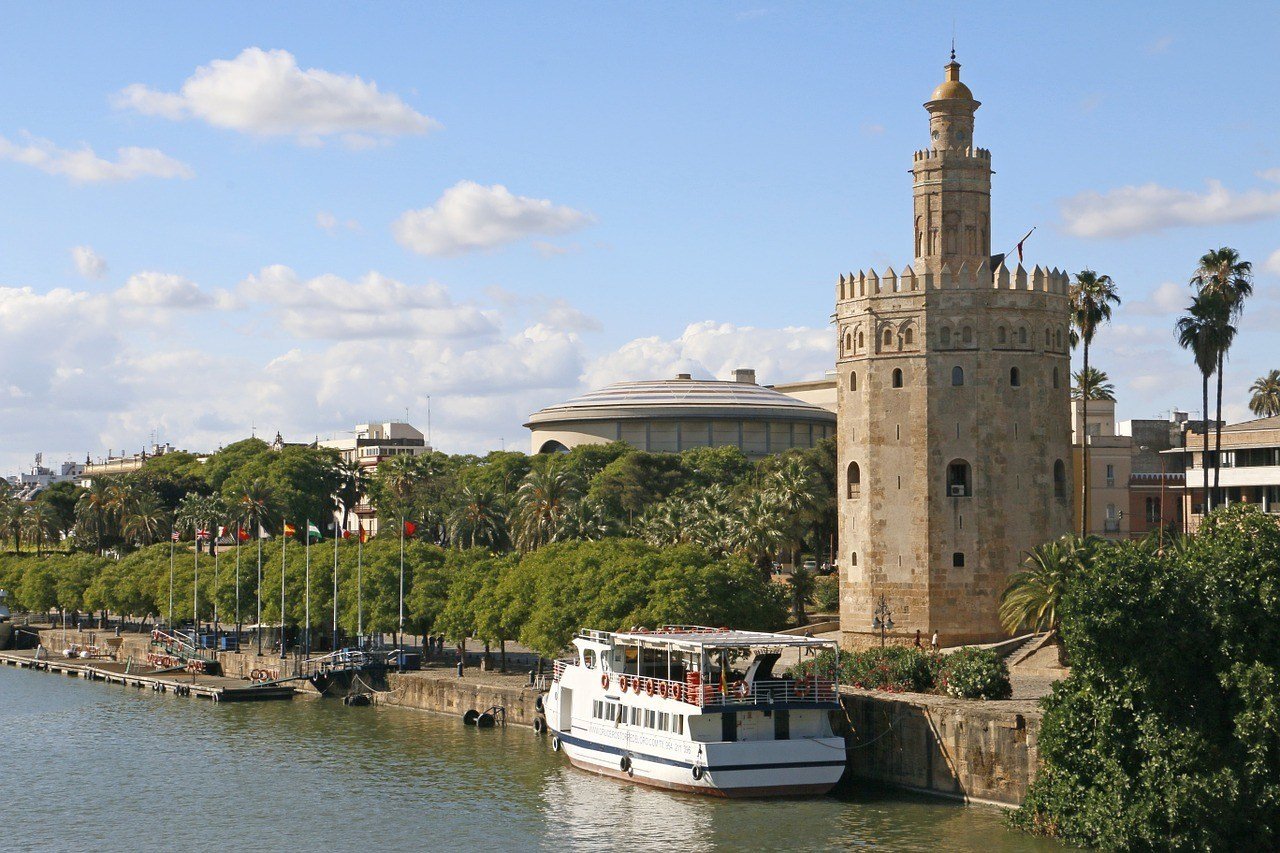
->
835, 56, 1073, 648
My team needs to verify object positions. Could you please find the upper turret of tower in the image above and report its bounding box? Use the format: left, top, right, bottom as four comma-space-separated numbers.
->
924, 54, 980, 152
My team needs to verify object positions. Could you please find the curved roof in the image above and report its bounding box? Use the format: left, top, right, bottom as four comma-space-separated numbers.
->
526, 377, 836, 427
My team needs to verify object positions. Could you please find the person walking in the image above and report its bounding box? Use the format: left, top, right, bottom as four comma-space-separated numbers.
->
913, 629, 922, 649
930, 631, 939, 652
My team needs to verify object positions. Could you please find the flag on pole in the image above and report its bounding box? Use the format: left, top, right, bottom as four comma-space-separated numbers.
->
237, 526, 250, 542
258, 525, 270, 539
341, 530, 352, 540
171, 531, 180, 542
1015, 226, 1035, 265
306, 521, 322, 541
283, 523, 296, 537
358, 524, 368, 544
403, 521, 417, 537
197, 528, 210, 540
217, 525, 228, 540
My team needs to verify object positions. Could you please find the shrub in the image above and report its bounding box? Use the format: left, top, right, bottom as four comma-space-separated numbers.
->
792, 646, 936, 693
937, 647, 1012, 700
811, 575, 839, 613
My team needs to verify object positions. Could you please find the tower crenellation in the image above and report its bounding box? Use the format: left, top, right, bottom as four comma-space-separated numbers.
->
835, 56, 1073, 648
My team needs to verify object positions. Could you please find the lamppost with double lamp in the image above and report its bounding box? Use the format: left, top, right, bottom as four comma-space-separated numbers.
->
871, 595, 894, 648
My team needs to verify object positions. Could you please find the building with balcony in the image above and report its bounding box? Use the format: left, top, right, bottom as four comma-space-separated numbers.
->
1175, 414, 1280, 530
318, 422, 430, 537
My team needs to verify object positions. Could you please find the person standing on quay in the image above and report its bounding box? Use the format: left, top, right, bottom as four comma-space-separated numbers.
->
914, 630, 922, 649
930, 631, 939, 652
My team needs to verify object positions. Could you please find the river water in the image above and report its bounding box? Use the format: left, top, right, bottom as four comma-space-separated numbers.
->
0, 666, 1060, 851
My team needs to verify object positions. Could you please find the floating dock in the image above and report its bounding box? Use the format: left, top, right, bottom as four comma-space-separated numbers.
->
0, 649, 296, 702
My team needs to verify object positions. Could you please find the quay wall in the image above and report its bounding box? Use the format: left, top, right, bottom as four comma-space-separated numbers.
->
376, 672, 543, 727
840, 690, 1040, 807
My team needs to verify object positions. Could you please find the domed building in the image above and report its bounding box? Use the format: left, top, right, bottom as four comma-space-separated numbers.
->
526, 369, 836, 456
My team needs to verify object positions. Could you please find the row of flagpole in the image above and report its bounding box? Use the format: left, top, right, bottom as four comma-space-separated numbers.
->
164, 514, 409, 661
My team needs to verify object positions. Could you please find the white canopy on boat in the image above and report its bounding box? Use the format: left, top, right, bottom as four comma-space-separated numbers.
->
583, 626, 836, 653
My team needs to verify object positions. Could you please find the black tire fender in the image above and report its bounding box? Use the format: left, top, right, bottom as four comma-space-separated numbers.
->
551, 736, 561, 752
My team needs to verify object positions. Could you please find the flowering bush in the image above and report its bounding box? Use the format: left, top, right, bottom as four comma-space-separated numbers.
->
936, 647, 1012, 700
791, 645, 1011, 699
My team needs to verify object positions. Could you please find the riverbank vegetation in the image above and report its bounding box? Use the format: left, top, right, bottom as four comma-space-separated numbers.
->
1012, 505, 1280, 849
790, 646, 1011, 701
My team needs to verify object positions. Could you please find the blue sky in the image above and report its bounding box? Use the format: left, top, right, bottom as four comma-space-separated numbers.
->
2, 1, 1278, 473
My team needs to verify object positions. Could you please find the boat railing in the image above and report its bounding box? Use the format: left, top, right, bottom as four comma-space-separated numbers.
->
552, 659, 568, 681
613, 672, 838, 706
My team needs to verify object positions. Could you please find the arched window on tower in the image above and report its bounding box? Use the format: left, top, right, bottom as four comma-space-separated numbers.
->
1045, 328, 1051, 347
997, 326, 1007, 345
1053, 459, 1067, 500
846, 462, 861, 499
1053, 366, 1060, 389
1019, 327, 1028, 346
951, 365, 964, 386
850, 552, 858, 567
1010, 366, 1021, 387
857, 331, 864, 350
849, 372, 857, 392
947, 460, 972, 497
904, 327, 914, 346
892, 368, 904, 388
844, 332, 852, 353
962, 326, 974, 345
940, 327, 952, 347
883, 328, 893, 348
915, 217, 923, 257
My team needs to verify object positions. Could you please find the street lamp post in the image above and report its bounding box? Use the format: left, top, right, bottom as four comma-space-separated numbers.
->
871, 595, 894, 648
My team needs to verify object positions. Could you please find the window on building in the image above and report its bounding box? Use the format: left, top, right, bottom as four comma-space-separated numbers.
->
997, 326, 1007, 345
1010, 367, 1021, 387
1053, 366, 1060, 389
844, 332, 852, 353
582, 649, 595, 669
849, 372, 857, 391
1045, 328, 1051, 347
952, 552, 965, 568
857, 332, 864, 350
850, 552, 858, 567
962, 326, 974, 345
1146, 497, 1162, 524
846, 462, 861, 499
1053, 459, 1067, 500
947, 460, 972, 497
940, 327, 952, 347
952, 366, 964, 386
1019, 327, 1028, 345
1106, 464, 1115, 487
883, 328, 893, 347
892, 368, 903, 388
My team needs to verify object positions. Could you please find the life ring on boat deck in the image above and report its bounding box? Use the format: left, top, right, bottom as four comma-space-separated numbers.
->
601, 672, 610, 690
645, 679, 656, 696
551, 736, 561, 752
733, 681, 749, 699
670, 683, 683, 702
620, 755, 633, 776
658, 681, 668, 698
619, 675, 629, 692
691, 765, 704, 781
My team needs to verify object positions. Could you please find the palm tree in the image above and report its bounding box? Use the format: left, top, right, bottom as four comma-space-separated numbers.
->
557, 498, 618, 543
176, 493, 224, 555
334, 459, 368, 533
509, 463, 581, 552
1190, 247, 1253, 501
22, 502, 59, 556
447, 485, 507, 550
1176, 293, 1234, 513
75, 478, 115, 555
1069, 270, 1121, 536
121, 490, 167, 546
764, 457, 825, 567
999, 535, 1099, 660
1071, 366, 1116, 401
1248, 369, 1280, 418
1, 499, 25, 552
731, 492, 787, 572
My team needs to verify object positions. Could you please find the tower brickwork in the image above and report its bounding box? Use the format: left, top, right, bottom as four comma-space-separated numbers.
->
836, 58, 1073, 647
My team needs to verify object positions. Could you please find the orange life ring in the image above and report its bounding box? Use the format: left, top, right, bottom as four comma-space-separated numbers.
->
601, 672, 610, 690
646, 679, 656, 696
620, 675, 630, 692
658, 681, 669, 698
671, 683, 683, 702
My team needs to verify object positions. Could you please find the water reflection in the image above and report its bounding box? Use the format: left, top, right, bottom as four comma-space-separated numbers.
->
1, 667, 1058, 852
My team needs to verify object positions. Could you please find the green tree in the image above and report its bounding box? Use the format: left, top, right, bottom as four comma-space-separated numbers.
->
333, 458, 368, 533
1248, 369, 1280, 418
677, 445, 753, 494
1070, 366, 1115, 401
1190, 247, 1253, 503
587, 452, 682, 523
510, 462, 582, 552
1176, 292, 1233, 513
35, 481, 81, 540
120, 488, 168, 548
1, 498, 25, 552
22, 503, 60, 556
201, 437, 272, 492
1069, 269, 1121, 537
999, 535, 1098, 662
75, 478, 116, 555
446, 485, 507, 550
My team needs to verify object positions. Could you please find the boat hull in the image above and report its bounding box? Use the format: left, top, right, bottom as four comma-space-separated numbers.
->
552, 727, 846, 798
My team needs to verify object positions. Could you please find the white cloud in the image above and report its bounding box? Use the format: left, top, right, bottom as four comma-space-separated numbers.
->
71, 246, 107, 280
239, 265, 497, 339
118, 272, 211, 309
1128, 281, 1187, 316
393, 181, 594, 257
1259, 168, 1280, 184
860, 123, 885, 136
583, 320, 832, 390
1265, 248, 1280, 276
1060, 179, 1280, 239
115, 47, 438, 145
0, 133, 193, 184
316, 210, 361, 233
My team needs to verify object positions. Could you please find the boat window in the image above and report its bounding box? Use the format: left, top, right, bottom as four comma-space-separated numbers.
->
630, 706, 641, 726
674, 715, 685, 735
645, 709, 656, 728
592, 700, 602, 719
582, 649, 595, 669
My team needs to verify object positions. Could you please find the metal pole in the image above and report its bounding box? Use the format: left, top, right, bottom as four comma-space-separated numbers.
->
332, 512, 339, 651
357, 531, 363, 639
398, 517, 405, 653
256, 530, 263, 655
235, 526, 241, 645
193, 524, 199, 641
280, 522, 287, 660
168, 536, 174, 628
305, 519, 311, 659
213, 533, 220, 644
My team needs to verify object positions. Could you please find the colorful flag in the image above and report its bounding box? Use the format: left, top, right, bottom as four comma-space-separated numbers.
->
403, 521, 417, 537
306, 522, 322, 541
196, 528, 210, 540
258, 525, 270, 539
341, 530, 352, 540
237, 526, 250, 542
283, 523, 296, 537
358, 524, 368, 544
217, 525, 227, 540
171, 530, 180, 542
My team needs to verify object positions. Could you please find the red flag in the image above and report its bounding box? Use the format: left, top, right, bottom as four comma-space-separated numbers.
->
283, 523, 296, 537
341, 530, 352, 540
237, 526, 250, 542
196, 529, 210, 540
358, 524, 368, 544
403, 521, 417, 537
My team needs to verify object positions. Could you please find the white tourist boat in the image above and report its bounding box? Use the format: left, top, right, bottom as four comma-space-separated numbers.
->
544, 626, 846, 797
